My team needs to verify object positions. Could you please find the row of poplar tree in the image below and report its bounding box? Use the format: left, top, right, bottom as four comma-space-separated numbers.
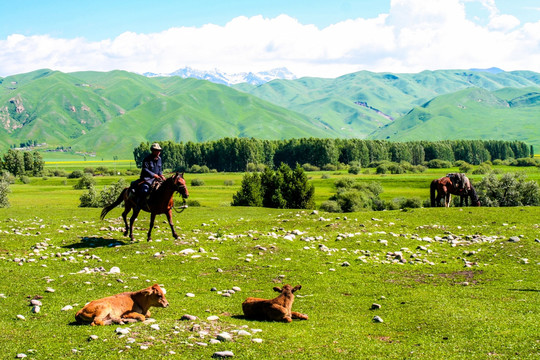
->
0, 149, 45, 176
133, 138, 532, 172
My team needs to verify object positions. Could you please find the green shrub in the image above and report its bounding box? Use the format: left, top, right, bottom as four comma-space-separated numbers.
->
322, 164, 337, 171
53, 169, 67, 177
476, 172, 540, 206
19, 176, 31, 184
511, 157, 540, 167
472, 163, 492, 174
320, 200, 341, 213
376, 164, 388, 174
427, 159, 453, 168
0, 180, 11, 208
321, 173, 331, 179
459, 162, 473, 173
302, 163, 320, 172
79, 185, 99, 207
399, 197, 423, 209
191, 178, 205, 187
186, 199, 201, 207
98, 178, 127, 207
68, 170, 83, 179
73, 173, 96, 189
224, 180, 235, 186
83, 167, 95, 175
1, 171, 15, 184
231, 172, 262, 206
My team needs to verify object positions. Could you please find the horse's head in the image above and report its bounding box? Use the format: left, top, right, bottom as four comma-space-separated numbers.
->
173, 172, 189, 199
469, 185, 481, 207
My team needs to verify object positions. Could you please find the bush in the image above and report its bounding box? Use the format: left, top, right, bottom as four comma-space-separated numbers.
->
53, 169, 67, 177
19, 176, 31, 184
98, 178, 127, 207
320, 200, 342, 213
191, 178, 205, 187
327, 179, 384, 212
321, 173, 331, 179
398, 197, 423, 209
83, 167, 95, 175
388, 163, 405, 174
476, 172, 540, 207
348, 165, 361, 175
511, 157, 540, 167
302, 163, 320, 172
472, 163, 492, 175
79, 185, 99, 207
224, 180, 235, 186
1, 171, 15, 184
376, 164, 388, 174
186, 199, 201, 207
426, 159, 453, 168
0, 179, 11, 208
231, 172, 262, 206
68, 170, 83, 179
322, 164, 337, 171
458, 162, 473, 173
73, 173, 96, 189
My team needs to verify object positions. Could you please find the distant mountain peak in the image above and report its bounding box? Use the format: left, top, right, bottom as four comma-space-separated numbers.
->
469, 67, 505, 74
143, 67, 297, 86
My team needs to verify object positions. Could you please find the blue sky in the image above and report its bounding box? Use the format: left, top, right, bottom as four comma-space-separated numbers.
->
1, 0, 539, 77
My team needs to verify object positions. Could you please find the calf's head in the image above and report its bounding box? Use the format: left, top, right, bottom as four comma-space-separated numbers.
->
273, 284, 302, 296
142, 284, 169, 308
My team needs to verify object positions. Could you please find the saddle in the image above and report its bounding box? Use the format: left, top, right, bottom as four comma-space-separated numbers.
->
128, 179, 164, 210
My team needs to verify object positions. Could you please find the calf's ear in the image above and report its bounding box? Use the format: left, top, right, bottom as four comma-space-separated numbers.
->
273, 287, 283, 293
292, 285, 302, 292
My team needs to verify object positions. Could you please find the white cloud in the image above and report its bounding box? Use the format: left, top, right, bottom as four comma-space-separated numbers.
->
0, 0, 539, 78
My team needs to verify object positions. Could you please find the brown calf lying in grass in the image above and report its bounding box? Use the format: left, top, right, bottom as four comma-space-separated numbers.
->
242, 284, 308, 323
75, 284, 169, 326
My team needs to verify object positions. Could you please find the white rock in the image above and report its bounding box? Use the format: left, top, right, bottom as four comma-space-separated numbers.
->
16, 354, 27, 358
252, 338, 263, 343
212, 350, 234, 358
179, 248, 196, 255
109, 266, 121, 274
217, 332, 232, 342
17, 314, 26, 320
209, 339, 221, 345
61, 305, 73, 311
237, 330, 251, 336
186, 293, 195, 298
232, 286, 241, 292
150, 324, 160, 330
115, 327, 130, 335
207, 315, 219, 321
89, 335, 99, 341
373, 316, 384, 323
32, 306, 40, 313
45, 287, 55, 293
30, 299, 42, 306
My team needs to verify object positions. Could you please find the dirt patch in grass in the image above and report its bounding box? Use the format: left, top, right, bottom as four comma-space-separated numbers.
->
438, 270, 485, 285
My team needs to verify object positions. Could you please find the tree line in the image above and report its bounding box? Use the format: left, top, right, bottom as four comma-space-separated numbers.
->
1, 149, 44, 176
133, 138, 532, 172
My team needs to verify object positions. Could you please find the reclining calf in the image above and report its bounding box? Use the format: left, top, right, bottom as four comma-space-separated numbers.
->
75, 284, 169, 326
242, 284, 308, 323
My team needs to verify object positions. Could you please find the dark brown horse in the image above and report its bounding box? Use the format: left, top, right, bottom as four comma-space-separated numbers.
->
100, 173, 189, 241
430, 177, 480, 207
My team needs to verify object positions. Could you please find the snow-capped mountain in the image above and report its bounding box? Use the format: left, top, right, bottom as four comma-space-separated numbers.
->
143, 67, 296, 86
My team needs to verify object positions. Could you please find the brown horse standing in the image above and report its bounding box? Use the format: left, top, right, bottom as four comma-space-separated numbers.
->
100, 173, 189, 241
430, 177, 480, 207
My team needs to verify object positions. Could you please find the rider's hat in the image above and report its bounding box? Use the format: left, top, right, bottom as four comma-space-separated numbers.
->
150, 143, 162, 151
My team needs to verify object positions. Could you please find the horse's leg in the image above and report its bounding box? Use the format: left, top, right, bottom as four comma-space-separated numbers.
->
129, 208, 141, 241
165, 210, 179, 239
445, 193, 451, 207
122, 204, 131, 237
147, 213, 156, 242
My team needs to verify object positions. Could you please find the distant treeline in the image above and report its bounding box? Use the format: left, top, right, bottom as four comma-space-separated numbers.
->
133, 138, 532, 172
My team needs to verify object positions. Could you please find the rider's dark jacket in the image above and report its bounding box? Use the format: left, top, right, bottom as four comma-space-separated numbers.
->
140, 153, 162, 185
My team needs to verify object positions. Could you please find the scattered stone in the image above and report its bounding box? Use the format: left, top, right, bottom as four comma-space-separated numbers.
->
30, 299, 42, 306
237, 330, 251, 336
232, 286, 241, 292
17, 314, 26, 320
109, 266, 121, 274
210, 287, 217, 292
16, 354, 27, 358
89, 335, 99, 341
186, 293, 195, 298
115, 327, 130, 335
341, 261, 350, 267
61, 305, 73, 311
252, 338, 263, 343
207, 315, 219, 321
150, 324, 160, 330
196, 342, 208, 346
508, 237, 520, 243
371, 303, 382, 310
181, 314, 198, 321
217, 332, 232, 342
372, 316, 384, 323
209, 339, 221, 345
45, 287, 55, 293
212, 350, 234, 358
31, 306, 40, 313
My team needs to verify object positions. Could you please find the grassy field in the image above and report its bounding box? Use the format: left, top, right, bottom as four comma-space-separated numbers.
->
0, 168, 539, 359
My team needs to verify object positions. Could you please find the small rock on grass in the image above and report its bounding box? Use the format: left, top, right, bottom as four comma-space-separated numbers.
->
371, 303, 381, 310
181, 314, 198, 321
252, 338, 263, 343
212, 351, 234, 358
373, 316, 384, 323
217, 332, 232, 342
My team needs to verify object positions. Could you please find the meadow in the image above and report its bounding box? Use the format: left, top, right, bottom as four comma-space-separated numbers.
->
0, 166, 538, 359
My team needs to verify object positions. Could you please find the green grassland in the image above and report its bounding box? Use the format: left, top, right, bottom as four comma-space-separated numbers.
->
0, 168, 539, 359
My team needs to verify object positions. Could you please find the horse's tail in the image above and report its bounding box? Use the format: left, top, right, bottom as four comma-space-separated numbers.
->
430, 180, 437, 207
100, 188, 128, 220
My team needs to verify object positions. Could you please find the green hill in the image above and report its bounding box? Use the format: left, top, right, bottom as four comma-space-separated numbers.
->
369, 87, 540, 151
1, 70, 335, 158
1, 68, 539, 159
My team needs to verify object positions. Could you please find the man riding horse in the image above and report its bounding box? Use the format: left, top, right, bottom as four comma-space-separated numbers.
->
133, 143, 165, 209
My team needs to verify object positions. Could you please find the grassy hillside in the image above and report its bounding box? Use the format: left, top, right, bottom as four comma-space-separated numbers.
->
1, 70, 334, 158
234, 69, 540, 142
370, 87, 540, 151
1, 69, 539, 158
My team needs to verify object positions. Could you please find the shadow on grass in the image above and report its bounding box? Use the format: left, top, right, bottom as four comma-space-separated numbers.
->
62, 237, 131, 249
508, 288, 540, 292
